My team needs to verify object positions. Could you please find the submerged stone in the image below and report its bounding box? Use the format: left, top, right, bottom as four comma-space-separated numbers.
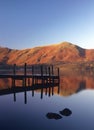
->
59, 108, 72, 116
46, 112, 62, 120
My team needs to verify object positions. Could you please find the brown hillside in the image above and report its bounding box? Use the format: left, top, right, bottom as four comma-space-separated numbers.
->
0, 42, 94, 66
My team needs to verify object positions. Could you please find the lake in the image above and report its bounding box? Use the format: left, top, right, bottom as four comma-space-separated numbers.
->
0, 72, 94, 130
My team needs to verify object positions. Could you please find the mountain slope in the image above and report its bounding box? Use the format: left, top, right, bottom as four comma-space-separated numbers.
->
0, 42, 94, 66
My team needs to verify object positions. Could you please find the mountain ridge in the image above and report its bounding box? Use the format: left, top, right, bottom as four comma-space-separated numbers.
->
0, 42, 94, 67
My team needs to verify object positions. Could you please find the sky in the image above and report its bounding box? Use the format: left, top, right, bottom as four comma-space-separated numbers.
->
0, 0, 94, 49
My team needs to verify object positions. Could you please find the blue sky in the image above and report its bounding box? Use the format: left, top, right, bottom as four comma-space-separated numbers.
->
0, 0, 94, 49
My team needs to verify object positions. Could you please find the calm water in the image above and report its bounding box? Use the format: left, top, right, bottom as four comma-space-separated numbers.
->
0, 73, 94, 130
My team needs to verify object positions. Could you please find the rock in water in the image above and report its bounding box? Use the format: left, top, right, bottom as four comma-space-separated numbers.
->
59, 108, 72, 116
46, 112, 62, 120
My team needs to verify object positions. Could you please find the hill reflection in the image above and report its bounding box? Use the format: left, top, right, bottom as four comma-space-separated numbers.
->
60, 74, 94, 96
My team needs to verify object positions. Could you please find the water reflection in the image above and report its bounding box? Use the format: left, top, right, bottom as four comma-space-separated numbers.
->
0, 73, 94, 130
60, 75, 94, 96
0, 82, 60, 104
1, 74, 94, 97
76, 80, 86, 93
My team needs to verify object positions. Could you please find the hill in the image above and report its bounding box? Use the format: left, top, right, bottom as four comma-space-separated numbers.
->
0, 42, 94, 71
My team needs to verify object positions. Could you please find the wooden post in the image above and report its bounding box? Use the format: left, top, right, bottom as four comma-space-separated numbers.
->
45, 66, 48, 84
57, 67, 60, 84
52, 65, 54, 75
48, 67, 51, 83
35, 77, 38, 84
49, 87, 51, 97
44, 65, 47, 75
24, 63, 27, 76
52, 66, 54, 84
45, 88, 47, 95
41, 65, 43, 77
32, 66, 34, 85
41, 65, 44, 84
52, 86, 54, 95
13, 92, 16, 102
32, 89, 34, 96
28, 78, 30, 86
32, 65, 34, 76
13, 64, 16, 75
57, 67, 59, 77
24, 91, 27, 104
13, 64, 16, 87
58, 84, 60, 94
24, 63, 27, 87
48, 67, 50, 76
41, 88, 43, 99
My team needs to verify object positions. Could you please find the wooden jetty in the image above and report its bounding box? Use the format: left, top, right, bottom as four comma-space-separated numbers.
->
0, 63, 60, 87
0, 63, 60, 104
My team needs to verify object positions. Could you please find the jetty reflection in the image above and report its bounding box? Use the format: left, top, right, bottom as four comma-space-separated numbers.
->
0, 82, 60, 104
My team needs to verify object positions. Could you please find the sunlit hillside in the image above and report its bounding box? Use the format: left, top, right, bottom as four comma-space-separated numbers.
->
1, 42, 94, 71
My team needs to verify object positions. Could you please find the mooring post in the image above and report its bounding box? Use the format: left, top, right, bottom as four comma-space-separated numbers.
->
28, 78, 30, 86
49, 87, 51, 97
24, 63, 27, 87
24, 91, 27, 104
45, 66, 48, 76
48, 66, 50, 76
41, 65, 44, 84
52, 86, 54, 95
52, 65, 54, 76
51, 65, 54, 84
24, 63, 27, 76
32, 66, 34, 85
41, 65, 43, 77
13, 64, 16, 87
57, 67, 59, 77
32, 65, 34, 75
48, 66, 51, 83
32, 89, 34, 96
13, 64, 16, 75
41, 88, 43, 99
58, 84, 60, 94
13, 92, 16, 102
57, 67, 60, 84
44, 65, 47, 76
45, 88, 47, 95
45, 66, 48, 83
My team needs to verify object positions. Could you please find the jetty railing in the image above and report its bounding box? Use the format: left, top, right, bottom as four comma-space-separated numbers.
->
13, 63, 59, 76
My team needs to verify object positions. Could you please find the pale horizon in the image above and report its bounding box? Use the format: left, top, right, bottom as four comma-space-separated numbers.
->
0, 41, 94, 50
0, 0, 94, 49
